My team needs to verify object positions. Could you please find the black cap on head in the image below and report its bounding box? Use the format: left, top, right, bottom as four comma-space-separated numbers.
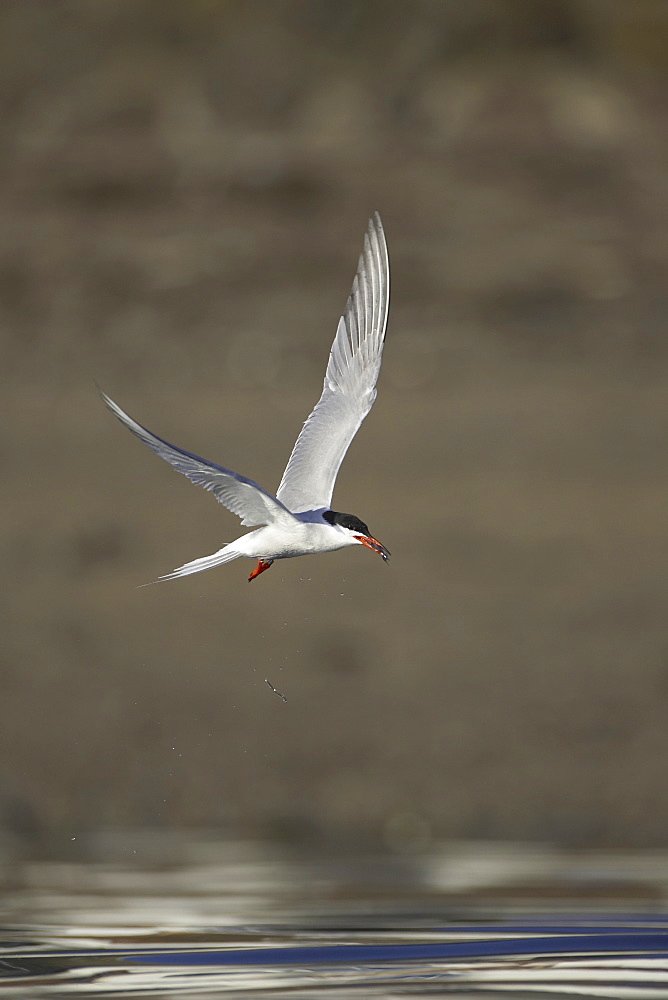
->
323, 510, 371, 537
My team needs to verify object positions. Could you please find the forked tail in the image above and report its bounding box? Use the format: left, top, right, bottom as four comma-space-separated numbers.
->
142, 545, 242, 585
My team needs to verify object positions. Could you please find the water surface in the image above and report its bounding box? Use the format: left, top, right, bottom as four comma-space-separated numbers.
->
2, 839, 667, 997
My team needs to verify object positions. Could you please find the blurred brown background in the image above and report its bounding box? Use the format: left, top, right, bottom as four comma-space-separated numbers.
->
2, 0, 668, 857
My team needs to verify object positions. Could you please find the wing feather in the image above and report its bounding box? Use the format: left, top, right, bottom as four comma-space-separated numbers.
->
100, 391, 296, 528
276, 213, 389, 513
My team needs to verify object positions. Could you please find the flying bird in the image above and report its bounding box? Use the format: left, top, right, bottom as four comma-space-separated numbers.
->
101, 213, 390, 583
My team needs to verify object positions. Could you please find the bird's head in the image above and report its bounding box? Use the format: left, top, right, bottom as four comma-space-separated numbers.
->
322, 510, 390, 561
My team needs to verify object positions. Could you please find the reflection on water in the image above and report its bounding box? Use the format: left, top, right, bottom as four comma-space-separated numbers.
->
1, 838, 668, 997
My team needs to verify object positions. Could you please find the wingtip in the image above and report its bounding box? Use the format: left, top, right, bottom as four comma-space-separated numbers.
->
94, 380, 108, 403
96, 382, 117, 413
367, 213, 388, 270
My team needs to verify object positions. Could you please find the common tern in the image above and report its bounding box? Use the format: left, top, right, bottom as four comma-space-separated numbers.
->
101, 213, 390, 583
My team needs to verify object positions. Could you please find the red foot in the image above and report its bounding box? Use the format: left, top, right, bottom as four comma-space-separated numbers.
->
248, 559, 274, 582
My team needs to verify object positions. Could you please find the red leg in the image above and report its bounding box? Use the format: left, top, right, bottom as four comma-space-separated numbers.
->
248, 558, 274, 582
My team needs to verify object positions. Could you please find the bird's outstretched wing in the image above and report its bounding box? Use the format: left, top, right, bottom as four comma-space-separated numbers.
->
100, 391, 297, 528
276, 213, 390, 513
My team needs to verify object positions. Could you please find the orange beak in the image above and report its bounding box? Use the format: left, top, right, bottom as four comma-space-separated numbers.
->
354, 535, 390, 562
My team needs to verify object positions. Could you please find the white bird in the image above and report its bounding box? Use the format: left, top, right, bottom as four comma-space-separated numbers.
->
101, 213, 390, 583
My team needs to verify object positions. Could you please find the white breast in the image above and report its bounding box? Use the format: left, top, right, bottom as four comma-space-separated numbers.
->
235, 520, 356, 560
